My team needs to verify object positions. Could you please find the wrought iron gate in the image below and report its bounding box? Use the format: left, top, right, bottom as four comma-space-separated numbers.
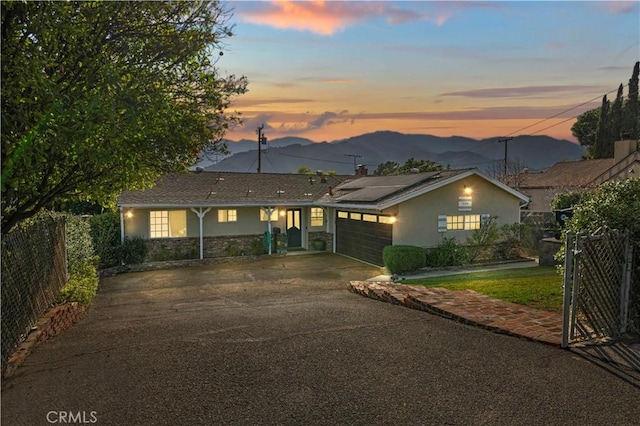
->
562, 228, 634, 348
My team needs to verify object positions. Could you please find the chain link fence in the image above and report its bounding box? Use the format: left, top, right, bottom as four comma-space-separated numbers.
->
1, 215, 68, 366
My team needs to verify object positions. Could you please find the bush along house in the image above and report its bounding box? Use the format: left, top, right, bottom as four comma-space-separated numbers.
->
118, 168, 529, 266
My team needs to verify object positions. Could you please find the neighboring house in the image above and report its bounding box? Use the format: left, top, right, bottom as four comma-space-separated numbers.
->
518, 138, 639, 212
118, 168, 529, 266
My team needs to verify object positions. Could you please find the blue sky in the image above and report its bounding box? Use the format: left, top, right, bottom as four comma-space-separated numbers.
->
218, 1, 640, 142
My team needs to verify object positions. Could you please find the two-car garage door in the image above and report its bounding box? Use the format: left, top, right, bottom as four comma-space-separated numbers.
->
335, 211, 393, 266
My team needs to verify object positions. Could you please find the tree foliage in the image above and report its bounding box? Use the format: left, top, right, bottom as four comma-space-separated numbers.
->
571, 62, 639, 159
373, 158, 444, 176
1, 1, 248, 232
565, 178, 640, 239
571, 108, 599, 149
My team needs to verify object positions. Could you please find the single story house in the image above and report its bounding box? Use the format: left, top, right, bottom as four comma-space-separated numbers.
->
518, 138, 639, 212
118, 168, 529, 266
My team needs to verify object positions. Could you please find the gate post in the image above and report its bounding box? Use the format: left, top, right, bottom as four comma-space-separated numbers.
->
620, 234, 633, 334
562, 231, 574, 348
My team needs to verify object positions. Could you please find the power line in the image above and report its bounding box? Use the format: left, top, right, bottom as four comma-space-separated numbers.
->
268, 150, 354, 165
503, 85, 626, 139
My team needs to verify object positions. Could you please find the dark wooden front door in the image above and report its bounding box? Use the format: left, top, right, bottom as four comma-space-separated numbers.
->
286, 209, 302, 248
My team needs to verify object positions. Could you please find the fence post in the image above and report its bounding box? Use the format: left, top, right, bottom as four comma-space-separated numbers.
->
562, 231, 574, 348
620, 233, 633, 334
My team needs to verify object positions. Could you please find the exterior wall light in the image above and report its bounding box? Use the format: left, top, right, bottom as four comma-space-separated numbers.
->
126, 211, 133, 219
464, 185, 472, 195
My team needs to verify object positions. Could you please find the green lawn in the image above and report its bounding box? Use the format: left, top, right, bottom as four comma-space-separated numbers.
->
404, 266, 564, 312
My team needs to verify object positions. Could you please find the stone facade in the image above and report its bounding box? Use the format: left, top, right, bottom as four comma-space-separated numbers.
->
144, 234, 270, 262
308, 231, 333, 251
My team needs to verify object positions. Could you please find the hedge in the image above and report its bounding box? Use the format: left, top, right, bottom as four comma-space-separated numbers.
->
382, 245, 426, 274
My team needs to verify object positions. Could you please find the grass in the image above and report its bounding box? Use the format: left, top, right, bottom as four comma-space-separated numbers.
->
404, 266, 564, 312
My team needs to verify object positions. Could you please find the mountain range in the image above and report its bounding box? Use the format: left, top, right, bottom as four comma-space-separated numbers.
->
199, 131, 586, 175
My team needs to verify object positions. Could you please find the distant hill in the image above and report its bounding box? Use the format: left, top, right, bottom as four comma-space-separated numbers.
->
201, 131, 586, 175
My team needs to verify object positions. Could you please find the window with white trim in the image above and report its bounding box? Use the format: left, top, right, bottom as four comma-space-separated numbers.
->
150, 210, 187, 238
260, 209, 279, 221
218, 209, 237, 223
438, 214, 488, 232
310, 208, 324, 227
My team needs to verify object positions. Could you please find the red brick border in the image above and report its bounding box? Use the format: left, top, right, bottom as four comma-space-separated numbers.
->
3, 302, 87, 378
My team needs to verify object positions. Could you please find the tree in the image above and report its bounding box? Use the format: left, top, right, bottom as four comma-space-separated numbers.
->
373, 161, 400, 176
593, 95, 612, 158
1, 1, 248, 232
571, 108, 599, 154
623, 61, 639, 140
297, 166, 313, 175
373, 158, 443, 176
610, 83, 624, 142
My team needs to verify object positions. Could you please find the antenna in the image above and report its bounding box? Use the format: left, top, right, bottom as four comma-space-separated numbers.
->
344, 154, 363, 174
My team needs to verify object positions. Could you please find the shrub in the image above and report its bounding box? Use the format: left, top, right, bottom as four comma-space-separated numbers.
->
122, 236, 148, 265
60, 262, 99, 305
63, 214, 99, 305
382, 245, 426, 274
89, 212, 121, 269
493, 223, 528, 260
250, 238, 265, 256
425, 237, 469, 268
466, 215, 499, 262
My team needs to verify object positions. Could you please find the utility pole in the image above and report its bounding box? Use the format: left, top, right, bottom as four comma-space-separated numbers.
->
256, 125, 268, 173
498, 137, 513, 179
344, 154, 363, 174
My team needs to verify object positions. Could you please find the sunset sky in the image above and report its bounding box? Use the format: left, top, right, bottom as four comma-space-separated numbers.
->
219, 1, 639, 143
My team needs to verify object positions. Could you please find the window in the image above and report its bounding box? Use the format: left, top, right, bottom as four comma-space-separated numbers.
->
378, 216, 395, 224
350, 212, 362, 220
260, 209, 279, 221
337, 211, 349, 219
150, 210, 186, 238
439, 214, 486, 232
218, 209, 237, 223
362, 214, 377, 223
310, 208, 324, 227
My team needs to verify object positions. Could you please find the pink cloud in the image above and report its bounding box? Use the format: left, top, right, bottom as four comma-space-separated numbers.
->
598, 1, 638, 14
237, 1, 433, 35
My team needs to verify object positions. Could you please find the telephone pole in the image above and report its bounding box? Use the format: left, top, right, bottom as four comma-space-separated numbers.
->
256, 125, 268, 173
498, 137, 513, 178
344, 154, 363, 174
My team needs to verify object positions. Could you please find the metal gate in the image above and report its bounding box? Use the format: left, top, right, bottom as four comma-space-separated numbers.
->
562, 228, 633, 348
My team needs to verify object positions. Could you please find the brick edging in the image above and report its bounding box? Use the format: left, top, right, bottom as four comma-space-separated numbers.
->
2, 302, 87, 378
349, 281, 562, 346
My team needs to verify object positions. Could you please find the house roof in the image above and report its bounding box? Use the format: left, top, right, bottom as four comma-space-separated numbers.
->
118, 169, 529, 210
322, 169, 529, 210
118, 171, 350, 207
519, 158, 615, 189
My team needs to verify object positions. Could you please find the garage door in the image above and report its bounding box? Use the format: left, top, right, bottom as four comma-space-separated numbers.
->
336, 212, 393, 266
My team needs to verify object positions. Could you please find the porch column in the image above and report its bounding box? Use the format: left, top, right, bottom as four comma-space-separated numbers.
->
119, 207, 125, 244
190, 207, 212, 260
260, 207, 276, 255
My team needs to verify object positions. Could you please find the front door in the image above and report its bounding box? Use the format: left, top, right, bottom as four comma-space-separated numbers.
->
286, 209, 302, 248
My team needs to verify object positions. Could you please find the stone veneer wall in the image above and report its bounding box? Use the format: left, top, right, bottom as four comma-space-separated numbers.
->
144, 234, 269, 262
308, 231, 333, 251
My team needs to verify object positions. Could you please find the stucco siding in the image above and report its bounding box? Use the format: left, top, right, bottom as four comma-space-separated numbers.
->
393, 175, 523, 248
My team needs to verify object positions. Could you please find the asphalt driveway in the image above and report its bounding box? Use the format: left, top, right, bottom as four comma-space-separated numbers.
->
2, 253, 639, 425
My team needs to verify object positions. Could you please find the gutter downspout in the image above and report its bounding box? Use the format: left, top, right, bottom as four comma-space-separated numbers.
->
190, 207, 211, 260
